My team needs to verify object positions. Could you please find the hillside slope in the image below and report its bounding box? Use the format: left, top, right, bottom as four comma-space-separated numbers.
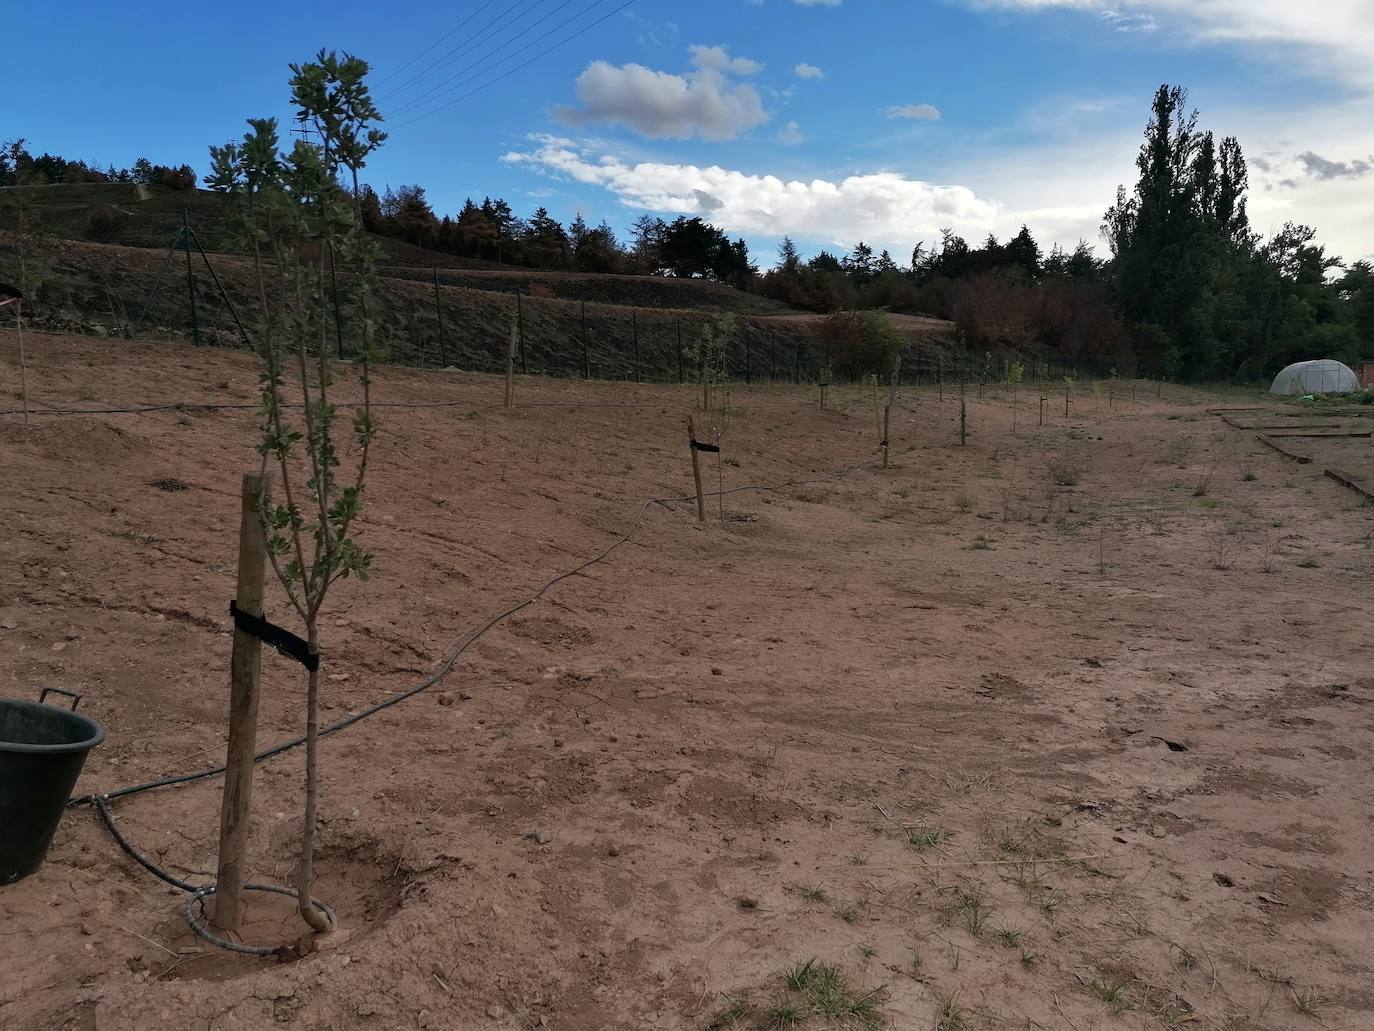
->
1, 182, 794, 316
4, 234, 953, 381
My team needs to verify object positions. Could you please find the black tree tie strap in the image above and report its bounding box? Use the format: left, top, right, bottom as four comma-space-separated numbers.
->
229, 601, 320, 671
690, 440, 720, 453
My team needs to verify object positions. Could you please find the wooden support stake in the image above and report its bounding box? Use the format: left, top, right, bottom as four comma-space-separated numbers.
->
15, 300, 29, 425
214, 472, 271, 932
959, 383, 967, 446
504, 316, 517, 408
687, 416, 706, 523
1065, 383, 1071, 419
581, 301, 590, 380
882, 405, 891, 468
1039, 395, 1046, 427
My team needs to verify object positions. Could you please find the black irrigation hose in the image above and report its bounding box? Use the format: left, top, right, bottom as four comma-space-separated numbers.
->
74, 438, 900, 953
94, 796, 335, 956
77, 491, 681, 806
82, 447, 885, 810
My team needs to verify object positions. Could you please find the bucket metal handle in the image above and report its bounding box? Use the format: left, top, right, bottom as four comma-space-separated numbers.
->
38, 687, 83, 711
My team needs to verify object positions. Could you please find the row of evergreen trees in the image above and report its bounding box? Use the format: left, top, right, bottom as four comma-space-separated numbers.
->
357, 185, 754, 284
6, 85, 1369, 379
0, 141, 197, 191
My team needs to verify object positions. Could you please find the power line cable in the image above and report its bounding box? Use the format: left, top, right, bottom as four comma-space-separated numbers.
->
393, 0, 633, 129
387, 0, 581, 119
380, 0, 547, 102
372, 0, 503, 88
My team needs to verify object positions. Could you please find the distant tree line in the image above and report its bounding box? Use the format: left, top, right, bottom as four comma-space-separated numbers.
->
2, 139, 757, 285
0, 141, 197, 190
755, 86, 1374, 379
357, 185, 755, 286
1103, 85, 1372, 379
8, 86, 1371, 381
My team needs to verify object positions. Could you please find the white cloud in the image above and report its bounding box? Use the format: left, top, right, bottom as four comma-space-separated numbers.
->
886, 103, 941, 120
967, 1, 1374, 86
555, 48, 768, 141
1099, 8, 1155, 32
777, 120, 805, 145
688, 44, 764, 76
502, 135, 999, 248
794, 62, 826, 79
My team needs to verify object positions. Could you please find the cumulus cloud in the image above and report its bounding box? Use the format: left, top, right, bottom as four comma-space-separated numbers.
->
795, 62, 825, 79
688, 44, 763, 75
776, 120, 805, 145
555, 47, 768, 141
502, 135, 999, 247
885, 103, 941, 120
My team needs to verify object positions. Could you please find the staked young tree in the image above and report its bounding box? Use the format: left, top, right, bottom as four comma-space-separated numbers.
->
208, 49, 386, 937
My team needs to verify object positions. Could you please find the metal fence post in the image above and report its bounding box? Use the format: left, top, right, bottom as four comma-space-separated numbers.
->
182, 208, 200, 347
632, 308, 640, 382
433, 268, 446, 366
581, 300, 590, 379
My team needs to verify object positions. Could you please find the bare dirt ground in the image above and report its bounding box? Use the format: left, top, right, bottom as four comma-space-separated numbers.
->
2, 332, 1372, 1031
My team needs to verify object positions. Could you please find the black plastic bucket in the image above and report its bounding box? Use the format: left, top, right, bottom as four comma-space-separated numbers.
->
0, 689, 104, 884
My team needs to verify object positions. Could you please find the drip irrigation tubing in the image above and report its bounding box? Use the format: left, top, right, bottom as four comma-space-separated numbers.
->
0, 398, 697, 418
71, 436, 907, 950
91, 795, 336, 956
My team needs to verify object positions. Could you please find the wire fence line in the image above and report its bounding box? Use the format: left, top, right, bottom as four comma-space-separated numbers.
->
7, 228, 1165, 390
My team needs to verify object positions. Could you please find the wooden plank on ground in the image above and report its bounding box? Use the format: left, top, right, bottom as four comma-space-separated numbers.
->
1324, 468, 1374, 503
1263, 430, 1372, 439
1255, 434, 1312, 463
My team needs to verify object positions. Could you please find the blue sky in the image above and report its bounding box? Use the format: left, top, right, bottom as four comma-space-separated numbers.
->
7, 1, 1373, 264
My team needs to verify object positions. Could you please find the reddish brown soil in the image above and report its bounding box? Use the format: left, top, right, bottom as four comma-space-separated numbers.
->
2, 332, 1372, 1031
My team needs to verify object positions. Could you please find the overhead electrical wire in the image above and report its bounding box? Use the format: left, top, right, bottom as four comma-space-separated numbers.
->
380, 0, 548, 103
371, 0, 503, 89
386, 0, 581, 119
392, 0, 634, 130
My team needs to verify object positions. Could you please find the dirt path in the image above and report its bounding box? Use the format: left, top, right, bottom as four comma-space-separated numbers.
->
2, 333, 1371, 1030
